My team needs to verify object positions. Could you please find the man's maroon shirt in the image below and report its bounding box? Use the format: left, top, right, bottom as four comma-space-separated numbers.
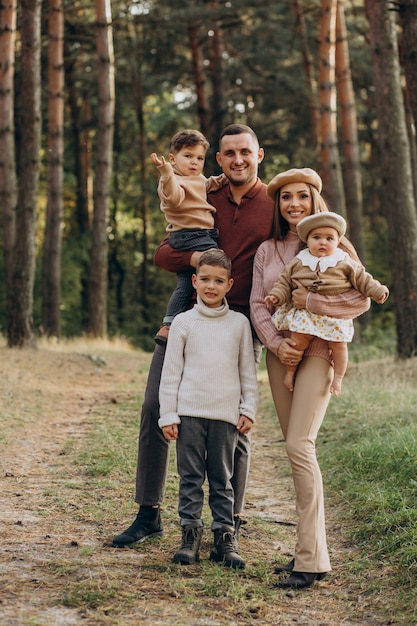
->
154, 178, 274, 319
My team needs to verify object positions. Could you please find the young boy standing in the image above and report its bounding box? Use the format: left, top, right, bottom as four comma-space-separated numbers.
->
151, 129, 226, 345
158, 249, 258, 569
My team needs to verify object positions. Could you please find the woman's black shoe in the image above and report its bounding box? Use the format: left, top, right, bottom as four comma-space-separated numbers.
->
275, 571, 327, 589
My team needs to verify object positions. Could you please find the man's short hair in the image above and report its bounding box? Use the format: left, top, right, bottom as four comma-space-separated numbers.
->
219, 124, 259, 148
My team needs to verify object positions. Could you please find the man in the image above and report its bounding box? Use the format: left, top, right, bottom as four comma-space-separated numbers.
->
112, 124, 274, 547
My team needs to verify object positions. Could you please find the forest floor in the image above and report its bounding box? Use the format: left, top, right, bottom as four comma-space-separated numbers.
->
0, 339, 405, 625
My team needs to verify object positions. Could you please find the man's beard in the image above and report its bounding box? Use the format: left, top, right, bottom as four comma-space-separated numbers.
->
227, 172, 253, 186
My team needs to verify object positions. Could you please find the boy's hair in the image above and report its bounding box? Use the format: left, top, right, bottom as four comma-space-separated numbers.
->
170, 129, 209, 154
196, 249, 232, 277
219, 124, 260, 148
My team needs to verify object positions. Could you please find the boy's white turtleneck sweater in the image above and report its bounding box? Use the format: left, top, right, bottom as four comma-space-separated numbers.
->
159, 295, 258, 429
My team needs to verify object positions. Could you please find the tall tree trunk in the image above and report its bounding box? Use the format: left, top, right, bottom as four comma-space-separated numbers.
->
109, 116, 125, 324
188, 21, 209, 137
397, 0, 417, 128
403, 86, 417, 207
293, 0, 320, 152
335, 0, 365, 263
8, 0, 42, 348
318, 0, 345, 214
397, 0, 417, 205
130, 20, 150, 328
64, 44, 92, 235
207, 0, 225, 153
88, 0, 115, 337
365, 0, 417, 358
0, 0, 17, 320
42, 0, 64, 338
65, 50, 93, 329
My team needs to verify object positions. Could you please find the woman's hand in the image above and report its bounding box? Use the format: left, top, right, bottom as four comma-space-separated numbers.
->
277, 337, 304, 366
292, 279, 308, 309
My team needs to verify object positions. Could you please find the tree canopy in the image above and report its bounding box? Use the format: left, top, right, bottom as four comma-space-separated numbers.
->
1, 0, 416, 353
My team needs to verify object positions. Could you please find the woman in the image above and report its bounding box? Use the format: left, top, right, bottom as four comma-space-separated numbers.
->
250, 168, 369, 589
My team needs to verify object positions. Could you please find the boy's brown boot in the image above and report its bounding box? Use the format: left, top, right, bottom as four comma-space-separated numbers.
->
209, 516, 246, 561
209, 526, 245, 569
173, 524, 203, 565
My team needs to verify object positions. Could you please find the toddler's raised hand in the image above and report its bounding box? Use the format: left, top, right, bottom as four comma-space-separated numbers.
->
151, 152, 166, 168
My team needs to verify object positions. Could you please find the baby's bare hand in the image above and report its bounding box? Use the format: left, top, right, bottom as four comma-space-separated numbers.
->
264, 295, 277, 307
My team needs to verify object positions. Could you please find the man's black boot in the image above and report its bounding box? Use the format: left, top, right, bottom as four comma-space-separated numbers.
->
112, 506, 163, 548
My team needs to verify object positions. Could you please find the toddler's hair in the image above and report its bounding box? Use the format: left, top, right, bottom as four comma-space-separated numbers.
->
196, 249, 232, 277
170, 129, 209, 154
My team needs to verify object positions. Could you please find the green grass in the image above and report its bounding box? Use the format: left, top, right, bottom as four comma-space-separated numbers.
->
320, 349, 417, 591
349, 323, 396, 362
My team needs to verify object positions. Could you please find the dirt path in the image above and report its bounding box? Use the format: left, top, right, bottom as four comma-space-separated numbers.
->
0, 343, 398, 625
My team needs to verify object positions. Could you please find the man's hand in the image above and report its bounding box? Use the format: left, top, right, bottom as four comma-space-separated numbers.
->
190, 251, 203, 267
292, 279, 308, 309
